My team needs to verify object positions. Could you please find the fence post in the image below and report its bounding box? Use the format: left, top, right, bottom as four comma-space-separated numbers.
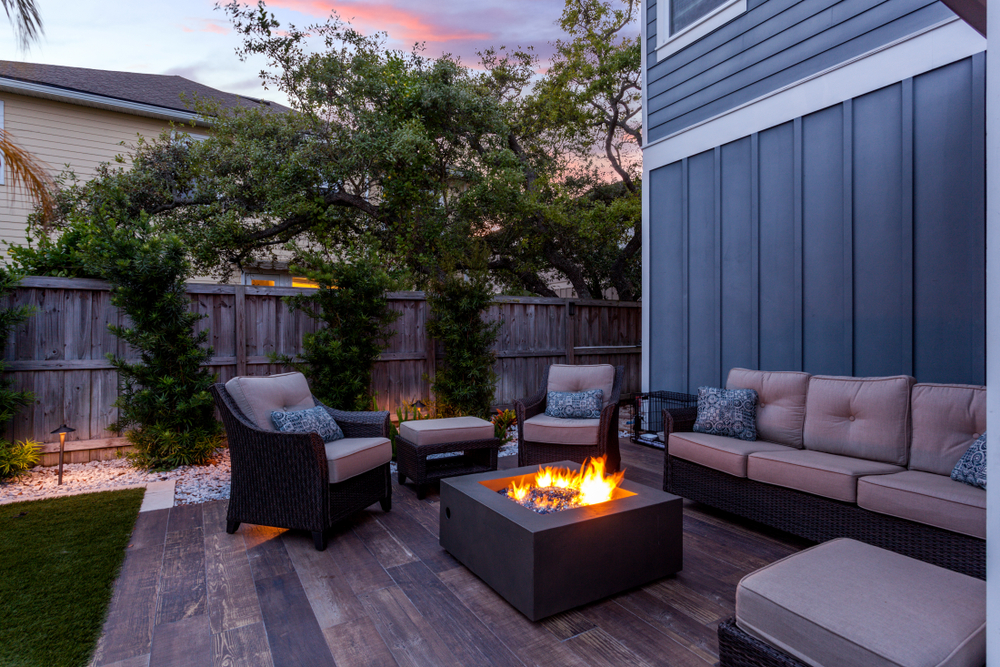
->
565, 301, 575, 364
424, 299, 436, 403
235, 285, 247, 376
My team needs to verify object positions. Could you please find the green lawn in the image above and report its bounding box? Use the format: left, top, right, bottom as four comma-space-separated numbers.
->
0, 489, 145, 667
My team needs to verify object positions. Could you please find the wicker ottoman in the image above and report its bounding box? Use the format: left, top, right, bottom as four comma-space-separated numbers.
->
396, 417, 501, 499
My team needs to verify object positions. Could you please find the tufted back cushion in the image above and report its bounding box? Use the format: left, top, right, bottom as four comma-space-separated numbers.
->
909, 383, 986, 476
802, 375, 915, 466
547, 364, 616, 408
726, 368, 811, 448
225, 372, 316, 431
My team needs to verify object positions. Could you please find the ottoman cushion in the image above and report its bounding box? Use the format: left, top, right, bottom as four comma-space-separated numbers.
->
736, 538, 985, 667
398, 417, 495, 447
324, 437, 392, 483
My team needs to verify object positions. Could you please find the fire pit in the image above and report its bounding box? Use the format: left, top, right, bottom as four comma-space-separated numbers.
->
440, 459, 682, 621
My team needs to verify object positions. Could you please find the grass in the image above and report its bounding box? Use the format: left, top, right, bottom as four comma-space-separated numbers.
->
0, 489, 145, 667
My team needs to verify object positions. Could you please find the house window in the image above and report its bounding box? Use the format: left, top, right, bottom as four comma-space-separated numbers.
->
670, 0, 730, 34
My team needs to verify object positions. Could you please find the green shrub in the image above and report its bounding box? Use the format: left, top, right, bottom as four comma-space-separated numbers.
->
426, 253, 500, 418
0, 266, 40, 480
92, 215, 221, 470
275, 242, 401, 411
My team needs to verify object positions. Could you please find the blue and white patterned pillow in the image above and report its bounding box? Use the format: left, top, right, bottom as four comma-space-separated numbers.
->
692, 387, 758, 441
952, 432, 986, 490
271, 405, 344, 442
545, 389, 604, 419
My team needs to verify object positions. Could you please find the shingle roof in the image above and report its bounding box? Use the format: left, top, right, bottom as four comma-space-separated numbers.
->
0, 60, 287, 115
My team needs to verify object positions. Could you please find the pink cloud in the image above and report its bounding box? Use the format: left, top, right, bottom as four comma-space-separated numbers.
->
180, 19, 230, 35
268, 0, 492, 43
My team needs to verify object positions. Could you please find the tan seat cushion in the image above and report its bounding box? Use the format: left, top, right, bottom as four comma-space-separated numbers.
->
802, 375, 915, 465
547, 364, 616, 408
909, 383, 986, 476
858, 471, 986, 539
736, 538, 985, 667
225, 372, 315, 431
669, 432, 794, 478
398, 417, 495, 447
747, 450, 903, 502
726, 368, 811, 448
522, 414, 599, 446
324, 437, 392, 483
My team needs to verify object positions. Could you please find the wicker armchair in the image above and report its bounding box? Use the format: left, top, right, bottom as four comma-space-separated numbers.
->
514, 364, 624, 472
211, 377, 391, 551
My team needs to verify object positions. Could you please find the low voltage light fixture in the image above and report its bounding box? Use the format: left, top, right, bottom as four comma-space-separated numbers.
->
50, 424, 75, 485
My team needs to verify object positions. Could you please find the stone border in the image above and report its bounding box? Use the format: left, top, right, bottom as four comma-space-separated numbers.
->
0, 480, 175, 512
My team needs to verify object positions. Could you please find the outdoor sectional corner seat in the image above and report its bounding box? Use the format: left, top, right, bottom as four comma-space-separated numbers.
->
515, 363, 624, 472
664, 369, 986, 578
211, 372, 392, 551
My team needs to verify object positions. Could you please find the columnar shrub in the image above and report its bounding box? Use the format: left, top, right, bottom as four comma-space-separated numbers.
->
277, 243, 401, 411
95, 215, 221, 469
426, 255, 500, 418
0, 267, 38, 479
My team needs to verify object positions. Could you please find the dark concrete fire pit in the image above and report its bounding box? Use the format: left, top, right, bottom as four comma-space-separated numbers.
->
439, 461, 683, 621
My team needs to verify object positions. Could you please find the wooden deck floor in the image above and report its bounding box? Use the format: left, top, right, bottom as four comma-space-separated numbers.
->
90, 440, 809, 667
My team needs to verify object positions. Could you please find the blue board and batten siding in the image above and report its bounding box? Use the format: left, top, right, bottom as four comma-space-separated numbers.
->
645, 0, 954, 142
648, 54, 985, 391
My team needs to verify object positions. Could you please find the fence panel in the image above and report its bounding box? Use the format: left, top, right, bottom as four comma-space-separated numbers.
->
4, 277, 640, 446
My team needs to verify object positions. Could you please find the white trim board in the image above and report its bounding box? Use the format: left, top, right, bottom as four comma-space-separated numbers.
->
642, 0, 651, 392
655, 0, 748, 61
642, 17, 986, 169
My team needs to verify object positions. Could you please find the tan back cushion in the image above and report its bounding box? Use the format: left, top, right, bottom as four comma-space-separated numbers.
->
802, 375, 915, 466
547, 364, 616, 408
726, 368, 810, 448
909, 383, 986, 475
225, 372, 315, 431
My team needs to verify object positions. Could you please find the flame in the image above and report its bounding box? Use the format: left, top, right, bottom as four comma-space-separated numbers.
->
508, 456, 625, 511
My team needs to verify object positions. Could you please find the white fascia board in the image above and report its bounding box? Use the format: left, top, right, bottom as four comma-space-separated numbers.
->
641, 0, 651, 392
0, 77, 212, 127
642, 17, 985, 169
984, 0, 998, 653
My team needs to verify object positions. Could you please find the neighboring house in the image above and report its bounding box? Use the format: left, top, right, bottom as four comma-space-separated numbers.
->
0, 61, 282, 279
640, 0, 987, 391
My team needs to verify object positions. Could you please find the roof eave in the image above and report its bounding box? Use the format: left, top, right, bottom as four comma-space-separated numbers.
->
0, 76, 214, 127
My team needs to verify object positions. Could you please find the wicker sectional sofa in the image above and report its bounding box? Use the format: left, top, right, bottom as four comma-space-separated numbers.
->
664, 369, 986, 578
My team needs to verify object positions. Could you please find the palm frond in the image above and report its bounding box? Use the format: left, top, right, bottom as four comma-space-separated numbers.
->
0, 128, 56, 224
1, 0, 42, 50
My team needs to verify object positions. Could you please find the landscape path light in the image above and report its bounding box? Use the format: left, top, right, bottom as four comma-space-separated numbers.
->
50, 424, 75, 485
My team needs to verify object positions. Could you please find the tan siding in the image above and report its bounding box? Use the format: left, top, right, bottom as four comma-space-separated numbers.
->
0, 93, 178, 249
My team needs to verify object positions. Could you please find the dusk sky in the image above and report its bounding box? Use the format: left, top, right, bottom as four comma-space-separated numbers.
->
0, 0, 572, 106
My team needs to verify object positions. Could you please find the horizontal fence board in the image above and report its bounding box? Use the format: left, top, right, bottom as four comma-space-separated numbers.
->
5, 278, 640, 443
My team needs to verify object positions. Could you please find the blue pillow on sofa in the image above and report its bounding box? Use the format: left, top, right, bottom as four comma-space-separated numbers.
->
951, 432, 986, 490
545, 389, 604, 419
271, 405, 344, 442
692, 387, 758, 441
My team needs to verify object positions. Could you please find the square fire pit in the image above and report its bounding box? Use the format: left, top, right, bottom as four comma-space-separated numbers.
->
439, 461, 682, 621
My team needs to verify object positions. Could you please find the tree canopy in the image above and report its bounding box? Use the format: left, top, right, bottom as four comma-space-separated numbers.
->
27, 0, 642, 299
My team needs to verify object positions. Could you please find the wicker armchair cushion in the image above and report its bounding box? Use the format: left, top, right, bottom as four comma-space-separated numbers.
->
669, 432, 792, 478
858, 470, 986, 539
547, 364, 616, 408
747, 449, 903, 503
735, 538, 985, 667
398, 417, 494, 446
802, 375, 915, 466
910, 383, 986, 475
522, 414, 600, 445
324, 437, 392, 483
225, 372, 315, 431
726, 369, 810, 448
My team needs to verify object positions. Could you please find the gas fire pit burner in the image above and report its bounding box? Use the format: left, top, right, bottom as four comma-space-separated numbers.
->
498, 456, 626, 514
440, 460, 683, 621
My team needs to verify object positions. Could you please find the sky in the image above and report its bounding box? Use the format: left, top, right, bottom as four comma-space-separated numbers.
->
0, 0, 572, 106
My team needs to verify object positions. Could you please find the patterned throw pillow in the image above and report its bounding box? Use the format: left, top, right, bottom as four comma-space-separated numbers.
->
271, 405, 344, 442
545, 389, 605, 419
951, 432, 986, 490
692, 387, 758, 441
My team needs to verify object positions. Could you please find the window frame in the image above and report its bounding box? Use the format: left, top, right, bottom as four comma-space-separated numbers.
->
655, 0, 747, 60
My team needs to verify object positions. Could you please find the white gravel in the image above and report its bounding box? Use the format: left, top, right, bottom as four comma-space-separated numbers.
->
0, 449, 232, 507
0, 438, 521, 507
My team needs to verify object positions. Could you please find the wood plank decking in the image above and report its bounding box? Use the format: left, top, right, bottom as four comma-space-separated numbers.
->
90, 440, 809, 667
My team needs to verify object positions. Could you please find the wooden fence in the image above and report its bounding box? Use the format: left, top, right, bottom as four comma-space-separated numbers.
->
3, 277, 640, 454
